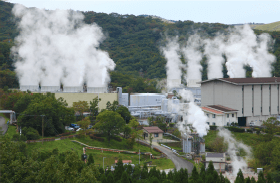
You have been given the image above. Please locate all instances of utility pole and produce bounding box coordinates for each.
[139,149,140,165]
[42,115,44,144]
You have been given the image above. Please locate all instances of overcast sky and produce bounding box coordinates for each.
[7,0,280,24]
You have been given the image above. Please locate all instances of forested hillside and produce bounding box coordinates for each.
[1,1,280,91]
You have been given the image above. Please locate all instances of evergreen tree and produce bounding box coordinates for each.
[100,174,107,183]
[167,170,174,181]
[245,177,251,183]
[235,169,245,183]
[132,165,141,181]
[266,173,273,183]
[190,166,199,182]
[121,171,130,183]
[107,172,114,183]
[149,176,160,183]
[257,171,265,183]
[251,177,256,183]
[161,171,167,181]
[87,153,94,166]
[114,158,124,182]
[200,163,206,182]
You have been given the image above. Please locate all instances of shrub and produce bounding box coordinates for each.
[112,136,122,142]
[169,123,175,128]
[225,127,245,133]
[12,134,27,141]
[246,129,253,133]
[275,132,280,135]
[89,134,105,142]
[210,125,217,130]
[22,127,40,140]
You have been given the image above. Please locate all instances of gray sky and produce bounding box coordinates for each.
[7,0,280,24]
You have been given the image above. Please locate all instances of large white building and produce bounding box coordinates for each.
[201,105,238,126]
[201,77,280,126]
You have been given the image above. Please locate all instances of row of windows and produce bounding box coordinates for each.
[206,113,235,118]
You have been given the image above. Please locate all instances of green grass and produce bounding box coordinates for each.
[254,21,280,31]
[86,149,174,170]
[76,136,161,156]
[5,125,17,138]
[25,137,174,170]
[26,138,84,155]
[161,142,182,151]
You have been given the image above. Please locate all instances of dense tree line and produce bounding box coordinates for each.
[0,135,274,183]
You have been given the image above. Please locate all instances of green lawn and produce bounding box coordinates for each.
[76,136,161,156]
[25,137,174,170]
[254,21,280,31]
[5,125,17,138]
[86,149,174,170]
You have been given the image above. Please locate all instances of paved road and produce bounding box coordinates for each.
[152,144,194,174]
[0,116,8,135]
[140,140,193,174]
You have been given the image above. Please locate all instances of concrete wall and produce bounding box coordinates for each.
[204,112,238,126]
[201,80,280,126]
[54,93,118,110]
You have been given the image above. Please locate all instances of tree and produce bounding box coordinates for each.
[128,117,139,129]
[95,111,125,142]
[106,101,119,112]
[87,153,94,166]
[234,169,244,183]
[73,100,89,121]
[89,97,101,122]
[123,126,132,139]
[116,105,131,124]
[77,117,91,131]
[120,171,130,183]
[263,117,280,140]
[114,158,124,182]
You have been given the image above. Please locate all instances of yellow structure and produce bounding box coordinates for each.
[54,93,118,110]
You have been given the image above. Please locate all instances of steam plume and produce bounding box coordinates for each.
[11,4,115,88]
[160,36,182,89]
[182,35,203,82]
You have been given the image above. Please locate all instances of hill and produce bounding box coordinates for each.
[254,21,280,32]
[1,1,280,91]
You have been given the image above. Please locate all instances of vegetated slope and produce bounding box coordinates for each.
[254,21,280,32]
[2,1,280,89]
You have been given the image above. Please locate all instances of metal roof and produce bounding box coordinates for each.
[143,126,164,133]
[207,105,238,112]
[201,107,223,114]
[206,153,224,158]
[200,77,280,85]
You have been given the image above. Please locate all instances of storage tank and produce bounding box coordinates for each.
[200,142,205,153]
[20,85,39,92]
[161,99,168,112]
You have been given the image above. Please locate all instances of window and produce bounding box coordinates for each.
[212,122,216,126]
[206,122,210,125]
[212,114,216,118]
[227,114,229,118]
[154,133,159,137]
[145,133,148,137]
[232,114,234,117]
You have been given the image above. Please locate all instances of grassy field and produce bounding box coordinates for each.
[254,21,280,31]
[161,142,182,151]
[86,149,174,170]
[76,136,161,156]
[5,125,17,138]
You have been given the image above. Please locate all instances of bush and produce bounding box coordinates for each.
[275,132,280,135]
[225,127,245,133]
[22,127,40,140]
[169,123,175,128]
[246,129,253,133]
[210,125,217,130]
[12,134,27,141]
[112,136,122,142]
[89,134,105,142]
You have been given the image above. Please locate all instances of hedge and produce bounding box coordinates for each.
[225,127,245,133]
[210,125,217,130]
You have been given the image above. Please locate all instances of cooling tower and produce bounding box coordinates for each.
[63,86,83,92]
[41,86,60,92]
[87,87,107,93]
[20,85,39,92]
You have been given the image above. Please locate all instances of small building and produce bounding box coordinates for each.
[143,126,164,140]
[205,153,226,173]
[201,105,238,126]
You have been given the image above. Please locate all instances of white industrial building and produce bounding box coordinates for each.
[201,105,238,126]
[201,77,280,126]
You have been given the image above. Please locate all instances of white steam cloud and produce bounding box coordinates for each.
[160,36,182,89]
[218,128,252,176]
[182,35,203,82]
[12,4,115,88]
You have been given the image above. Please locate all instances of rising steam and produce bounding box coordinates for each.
[12,4,115,88]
